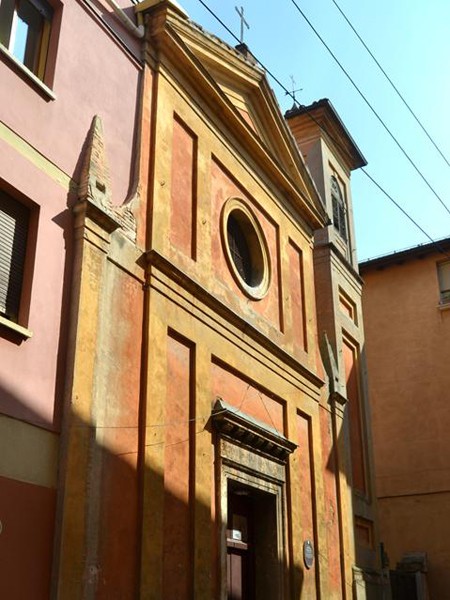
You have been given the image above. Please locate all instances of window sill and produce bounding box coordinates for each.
[0,44,56,101]
[438,302,450,312]
[0,315,33,339]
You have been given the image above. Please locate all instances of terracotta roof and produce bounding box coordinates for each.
[359,236,450,271]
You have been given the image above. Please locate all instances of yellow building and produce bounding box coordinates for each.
[51,1,385,597]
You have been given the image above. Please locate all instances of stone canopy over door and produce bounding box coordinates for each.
[212,398,297,600]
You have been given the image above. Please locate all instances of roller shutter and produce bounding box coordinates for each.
[0,191,29,322]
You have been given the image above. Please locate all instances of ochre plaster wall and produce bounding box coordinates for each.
[363,253,450,597]
[288,108,380,577]
[150,71,320,375]
[170,116,196,258]
[94,262,143,598]
[138,28,354,596]
[343,338,366,495]
[162,333,192,599]
[142,283,340,598]
[210,158,282,331]
[288,240,308,352]
[57,211,145,598]
[319,404,344,596]
[211,362,284,433]
[379,493,450,598]
[296,412,318,596]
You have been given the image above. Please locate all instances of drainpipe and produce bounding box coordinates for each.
[104,0,144,38]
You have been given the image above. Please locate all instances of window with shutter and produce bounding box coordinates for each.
[0,191,30,322]
[437,261,450,304]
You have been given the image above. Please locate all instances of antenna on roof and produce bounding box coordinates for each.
[235,6,249,43]
[286,75,303,108]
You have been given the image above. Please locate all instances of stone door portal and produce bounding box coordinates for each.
[212,398,297,600]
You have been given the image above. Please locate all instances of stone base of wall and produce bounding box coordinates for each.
[353,566,391,600]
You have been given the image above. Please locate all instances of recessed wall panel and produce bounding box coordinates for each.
[163,333,194,599]
[170,116,197,259]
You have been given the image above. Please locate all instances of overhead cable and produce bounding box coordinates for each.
[330,0,450,169]
[193,0,450,259]
[288,0,450,217]
[361,168,450,258]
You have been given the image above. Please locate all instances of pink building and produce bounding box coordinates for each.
[0,1,140,596]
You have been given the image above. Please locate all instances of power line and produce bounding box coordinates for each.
[196,0,241,44]
[298,105,450,262]
[192,0,450,259]
[329,0,450,169]
[287,0,450,217]
[361,168,450,259]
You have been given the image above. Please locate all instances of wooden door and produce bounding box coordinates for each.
[226,491,254,600]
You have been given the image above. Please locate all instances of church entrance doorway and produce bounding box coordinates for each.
[226,481,279,600]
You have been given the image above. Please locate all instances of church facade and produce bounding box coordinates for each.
[0,0,385,597]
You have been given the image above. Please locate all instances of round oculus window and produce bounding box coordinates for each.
[221,198,270,300]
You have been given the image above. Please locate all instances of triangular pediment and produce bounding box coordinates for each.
[170,19,319,192]
[201,59,289,160]
[138,2,326,228]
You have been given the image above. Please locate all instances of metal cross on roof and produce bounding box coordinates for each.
[235,6,249,43]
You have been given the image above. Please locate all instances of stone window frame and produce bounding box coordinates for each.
[437,260,450,306]
[221,197,271,300]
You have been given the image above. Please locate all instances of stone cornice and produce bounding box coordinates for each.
[73,197,121,235]
[286,99,367,173]
[212,398,297,463]
[330,391,348,407]
[315,241,364,286]
[146,249,326,391]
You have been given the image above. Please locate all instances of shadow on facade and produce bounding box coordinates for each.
[0,386,307,599]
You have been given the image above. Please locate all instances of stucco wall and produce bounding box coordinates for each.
[0,3,141,597]
[363,252,450,598]
[0,0,140,430]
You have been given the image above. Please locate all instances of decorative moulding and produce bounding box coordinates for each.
[212,397,297,463]
[146,248,326,390]
[0,44,56,100]
[135,0,188,20]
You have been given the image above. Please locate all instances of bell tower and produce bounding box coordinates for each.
[287,100,388,596]
[286,99,366,270]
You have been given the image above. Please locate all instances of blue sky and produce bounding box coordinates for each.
[177,0,450,261]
